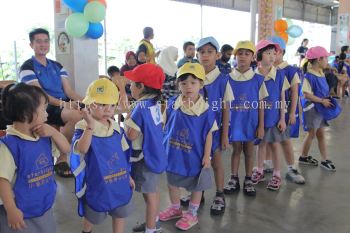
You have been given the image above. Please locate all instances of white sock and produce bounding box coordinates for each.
[145,228,156,233]
[287,165,295,171]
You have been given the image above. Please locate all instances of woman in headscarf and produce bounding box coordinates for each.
[158,46,179,100]
[120,51,138,76]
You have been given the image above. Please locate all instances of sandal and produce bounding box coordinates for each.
[54,162,74,178]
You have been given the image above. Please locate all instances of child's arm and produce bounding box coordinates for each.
[277,90,287,132]
[304,93,333,107]
[76,108,95,154]
[257,100,265,139]
[202,129,213,168]
[221,103,230,150]
[289,83,299,125]
[125,127,140,141]
[0,178,26,231]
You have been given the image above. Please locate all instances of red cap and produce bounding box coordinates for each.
[124,64,165,89]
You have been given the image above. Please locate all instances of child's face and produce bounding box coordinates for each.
[275,49,284,64]
[318,57,328,69]
[185,45,195,58]
[178,75,202,100]
[32,97,48,126]
[127,55,137,67]
[198,44,220,71]
[138,52,147,63]
[236,49,254,70]
[90,103,116,121]
[110,72,121,84]
[130,81,144,100]
[261,48,276,67]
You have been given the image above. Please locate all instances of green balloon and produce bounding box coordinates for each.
[287,36,296,45]
[84,1,106,23]
[65,13,89,37]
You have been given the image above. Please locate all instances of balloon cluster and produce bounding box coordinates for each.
[63,0,107,39]
[274,19,303,45]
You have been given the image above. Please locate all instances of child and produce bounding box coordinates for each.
[224,41,267,196]
[269,36,305,184]
[299,46,339,171]
[251,40,290,191]
[123,64,167,233]
[70,78,134,233]
[0,83,70,233]
[160,63,217,230]
[195,36,234,215]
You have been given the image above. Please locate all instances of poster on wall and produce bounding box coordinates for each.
[56,31,71,55]
[339,14,349,46]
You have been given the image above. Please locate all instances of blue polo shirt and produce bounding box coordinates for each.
[216,60,232,75]
[19,56,68,100]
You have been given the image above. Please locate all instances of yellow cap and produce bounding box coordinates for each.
[177,63,205,81]
[233,41,256,55]
[83,78,119,105]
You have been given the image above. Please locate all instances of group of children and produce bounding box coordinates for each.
[0,35,343,233]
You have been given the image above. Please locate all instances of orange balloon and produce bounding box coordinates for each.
[278,31,289,43]
[274,19,288,32]
[88,0,107,8]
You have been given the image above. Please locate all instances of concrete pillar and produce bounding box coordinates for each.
[258,0,284,41]
[336,0,350,53]
[53,0,99,96]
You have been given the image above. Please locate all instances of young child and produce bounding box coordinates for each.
[0,83,70,233]
[70,78,134,233]
[251,40,290,191]
[123,64,167,233]
[194,36,234,215]
[224,41,267,196]
[159,63,217,230]
[299,46,340,171]
[268,36,305,184]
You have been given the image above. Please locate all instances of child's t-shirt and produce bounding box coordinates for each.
[0,126,60,205]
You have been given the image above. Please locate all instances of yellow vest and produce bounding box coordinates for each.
[139,39,156,64]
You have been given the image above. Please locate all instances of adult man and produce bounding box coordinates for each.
[138,27,157,64]
[177,41,199,68]
[19,28,82,177]
[216,44,233,75]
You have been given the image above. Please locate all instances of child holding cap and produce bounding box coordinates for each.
[123,64,167,233]
[159,62,217,230]
[299,46,340,171]
[70,78,134,233]
[224,40,267,196]
[251,39,290,191]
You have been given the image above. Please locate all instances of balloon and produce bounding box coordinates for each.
[84,2,106,23]
[268,35,286,50]
[286,18,293,28]
[63,0,87,12]
[287,25,303,38]
[86,22,104,39]
[278,31,289,43]
[65,13,89,37]
[274,19,288,32]
[88,0,107,8]
[287,36,296,45]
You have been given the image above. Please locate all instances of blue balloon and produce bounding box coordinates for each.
[287,25,303,38]
[268,35,286,50]
[63,0,87,12]
[86,23,104,39]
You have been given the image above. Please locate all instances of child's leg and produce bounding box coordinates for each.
[281,139,295,167]
[211,150,224,193]
[159,185,182,221]
[252,142,266,184]
[270,142,282,177]
[168,184,181,205]
[243,142,254,177]
[112,217,124,233]
[301,129,316,157]
[231,142,243,176]
[83,218,94,233]
[143,192,159,230]
[189,191,202,215]
[316,128,328,161]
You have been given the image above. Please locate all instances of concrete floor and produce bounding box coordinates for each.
[55,99,350,233]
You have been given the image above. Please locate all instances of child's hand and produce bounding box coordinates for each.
[32,124,56,137]
[256,126,265,139]
[7,207,26,231]
[288,113,296,125]
[221,135,230,150]
[129,177,135,191]
[81,108,95,129]
[202,156,211,168]
[277,120,287,132]
[321,98,333,108]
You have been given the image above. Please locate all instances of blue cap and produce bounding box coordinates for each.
[268,35,286,50]
[314,98,342,121]
[197,36,220,51]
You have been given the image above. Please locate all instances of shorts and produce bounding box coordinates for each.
[131,160,160,193]
[167,168,212,192]
[263,126,290,143]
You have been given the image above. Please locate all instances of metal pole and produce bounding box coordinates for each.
[250,0,258,43]
[200,0,203,38]
[14,41,19,81]
[104,18,107,74]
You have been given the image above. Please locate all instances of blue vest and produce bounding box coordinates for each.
[70,129,132,215]
[264,69,285,128]
[228,74,264,142]
[130,98,167,173]
[282,65,302,137]
[0,135,56,219]
[164,97,216,176]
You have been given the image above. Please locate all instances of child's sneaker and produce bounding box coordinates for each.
[243,179,256,196]
[298,155,318,166]
[320,160,336,172]
[210,195,225,215]
[251,170,265,184]
[175,212,198,231]
[286,169,305,184]
[223,176,240,194]
[133,221,162,232]
[267,176,282,191]
[159,206,182,221]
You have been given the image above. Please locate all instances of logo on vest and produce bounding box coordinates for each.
[170,128,193,153]
[26,153,53,188]
[36,153,49,169]
[104,153,127,184]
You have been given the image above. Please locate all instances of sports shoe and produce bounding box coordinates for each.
[251,170,265,184]
[243,179,256,196]
[320,160,336,172]
[180,191,205,207]
[159,206,182,221]
[175,212,198,231]
[267,176,282,191]
[286,169,305,184]
[224,176,240,194]
[133,221,162,232]
[298,156,318,166]
[210,195,226,215]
